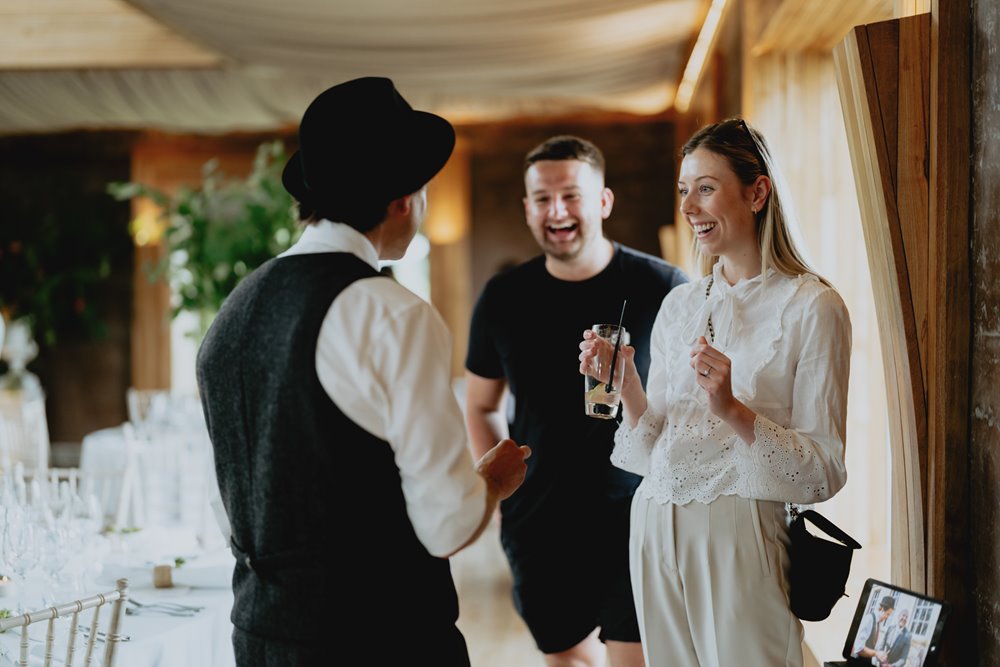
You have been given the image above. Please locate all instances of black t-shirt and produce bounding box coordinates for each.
[466,243,688,537]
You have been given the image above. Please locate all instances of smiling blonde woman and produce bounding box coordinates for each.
[579,118,852,667]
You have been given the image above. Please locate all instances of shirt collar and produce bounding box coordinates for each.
[280,219,379,270]
[711,261,774,293]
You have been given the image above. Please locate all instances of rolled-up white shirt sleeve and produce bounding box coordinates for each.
[851,612,874,657]
[317,279,486,557]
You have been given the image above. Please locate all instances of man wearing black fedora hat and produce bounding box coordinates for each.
[197,77,530,666]
[851,594,896,660]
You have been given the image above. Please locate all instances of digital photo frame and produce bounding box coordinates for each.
[839,578,950,667]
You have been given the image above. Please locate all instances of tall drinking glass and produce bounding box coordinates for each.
[584,324,628,419]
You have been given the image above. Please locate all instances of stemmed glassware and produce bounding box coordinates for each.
[0,467,111,616]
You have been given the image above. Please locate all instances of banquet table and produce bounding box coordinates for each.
[0,409,239,666]
[79,424,219,539]
[0,547,237,667]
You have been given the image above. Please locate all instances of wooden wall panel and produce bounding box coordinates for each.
[427,138,473,378]
[741,11,894,656]
[969,1,1000,662]
[867,21,900,194]
[834,16,930,591]
[128,133,279,390]
[895,0,931,16]
[895,17,930,393]
[129,241,171,391]
[836,6,975,663]
[926,1,973,662]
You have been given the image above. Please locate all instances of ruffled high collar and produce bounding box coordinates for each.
[681,264,775,349]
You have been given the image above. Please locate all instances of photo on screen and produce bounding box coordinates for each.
[842,578,950,667]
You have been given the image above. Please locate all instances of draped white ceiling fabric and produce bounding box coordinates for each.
[0,0,702,134]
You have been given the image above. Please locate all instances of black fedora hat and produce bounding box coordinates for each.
[282,77,455,221]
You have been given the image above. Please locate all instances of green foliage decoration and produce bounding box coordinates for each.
[0,176,129,347]
[108,141,300,337]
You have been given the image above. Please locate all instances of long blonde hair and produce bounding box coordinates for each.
[681,118,827,285]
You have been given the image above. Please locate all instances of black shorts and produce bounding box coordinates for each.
[235,623,471,666]
[500,496,641,654]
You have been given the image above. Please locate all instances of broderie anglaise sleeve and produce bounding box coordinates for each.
[611,298,671,477]
[734,286,852,504]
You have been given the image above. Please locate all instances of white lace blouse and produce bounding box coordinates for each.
[612,262,852,506]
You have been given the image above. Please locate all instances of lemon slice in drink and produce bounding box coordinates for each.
[586,384,609,402]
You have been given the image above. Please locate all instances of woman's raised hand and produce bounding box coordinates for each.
[689,335,756,442]
[689,335,735,412]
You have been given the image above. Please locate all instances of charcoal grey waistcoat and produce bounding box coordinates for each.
[197,252,468,662]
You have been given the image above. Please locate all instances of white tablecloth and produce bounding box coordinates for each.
[79,425,221,547]
[0,549,236,667]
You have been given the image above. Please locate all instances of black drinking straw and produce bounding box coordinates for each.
[605,300,627,392]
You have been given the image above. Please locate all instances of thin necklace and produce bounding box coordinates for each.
[705,276,715,343]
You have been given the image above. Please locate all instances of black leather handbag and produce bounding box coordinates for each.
[787,507,862,621]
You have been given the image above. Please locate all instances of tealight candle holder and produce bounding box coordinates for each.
[0,574,16,598]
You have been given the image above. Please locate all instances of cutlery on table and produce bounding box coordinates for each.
[125,606,198,617]
[128,598,205,612]
[80,628,131,643]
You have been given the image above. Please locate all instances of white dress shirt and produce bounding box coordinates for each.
[612,262,852,506]
[280,220,486,557]
[851,611,879,658]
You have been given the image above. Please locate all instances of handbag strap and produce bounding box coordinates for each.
[795,509,862,550]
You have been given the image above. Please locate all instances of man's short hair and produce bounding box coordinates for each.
[524,135,605,176]
[297,199,389,230]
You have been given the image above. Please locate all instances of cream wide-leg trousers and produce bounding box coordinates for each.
[630,492,803,667]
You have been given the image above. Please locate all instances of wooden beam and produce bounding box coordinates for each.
[927,0,973,664]
[130,241,171,391]
[0,0,222,70]
[895,15,930,443]
[754,0,894,55]
[833,17,929,591]
[426,137,473,378]
[739,0,783,129]
[895,0,931,17]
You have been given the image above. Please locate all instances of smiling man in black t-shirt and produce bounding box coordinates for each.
[465,135,687,667]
